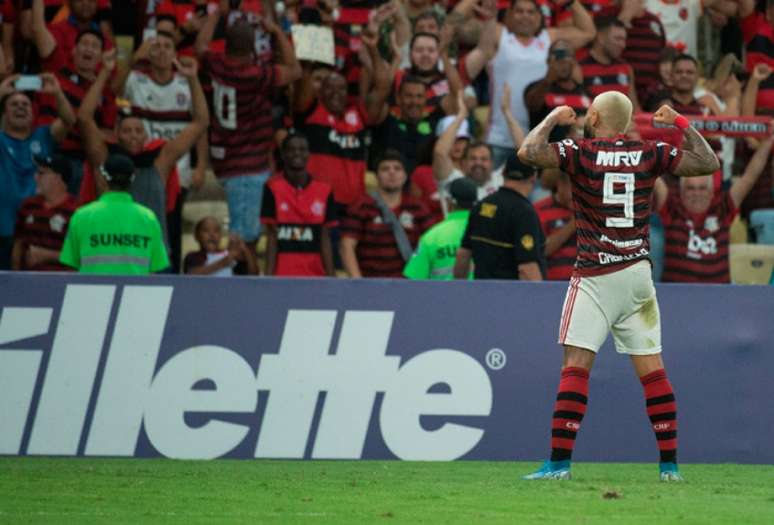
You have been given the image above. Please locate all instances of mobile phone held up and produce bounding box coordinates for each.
[15,75,42,91]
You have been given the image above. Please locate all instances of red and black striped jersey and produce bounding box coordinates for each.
[297,101,368,206]
[201,51,276,178]
[14,194,78,272]
[741,10,774,111]
[660,191,736,283]
[535,195,576,280]
[261,174,337,277]
[579,54,633,98]
[340,194,433,278]
[594,8,666,104]
[550,137,683,277]
[36,65,117,160]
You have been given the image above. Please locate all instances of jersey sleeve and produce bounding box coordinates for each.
[402,237,431,280]
[549,138,580,175]
[511,209,543,265]
[260,184,277,225]
[58,215,80,269]
[654,141,683,175]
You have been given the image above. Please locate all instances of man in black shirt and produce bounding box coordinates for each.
[453,154,545,280]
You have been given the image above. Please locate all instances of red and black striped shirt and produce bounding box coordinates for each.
[601,8,667,104]
[297,101,368,206]
[535,195,576,280]
[36,64,117,160]
[579,54,633,98]
[660,191,736,283]
[201,51,276,178]
[341,194,432,277]
[741,10,774,111]
[14,194,78,271]
[261,174,337,277]
[550,137,683,277]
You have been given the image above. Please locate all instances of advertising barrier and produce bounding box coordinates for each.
[1,273,773,463]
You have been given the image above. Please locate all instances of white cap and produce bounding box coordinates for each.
[435,115,471,140]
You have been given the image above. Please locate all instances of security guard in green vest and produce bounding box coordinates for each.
[403,177,478,280]
[60,154,169,275]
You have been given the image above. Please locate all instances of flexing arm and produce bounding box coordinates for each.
[730,132,774,208]
[742,64,771,117]
[433,92,468,182]
[653,105,720,176]
[78,51,114,194]
[31,0,57,60]
[156,57,210,180]
[517,106,576,168]
[547,1,596,50]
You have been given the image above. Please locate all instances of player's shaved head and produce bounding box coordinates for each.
[585,91,633,137]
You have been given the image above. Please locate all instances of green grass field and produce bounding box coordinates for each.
[1,458,773,524]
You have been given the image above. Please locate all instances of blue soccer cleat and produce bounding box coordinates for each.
[659,462,684,482]
[523,460,572,480]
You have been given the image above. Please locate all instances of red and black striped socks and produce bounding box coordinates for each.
[640,369,678,464]
[550,367,589,462]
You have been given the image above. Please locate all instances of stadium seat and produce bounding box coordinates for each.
[182,200,229,228]
[729,215,748,244]
[729,243,774,285]
[750,209,774,245]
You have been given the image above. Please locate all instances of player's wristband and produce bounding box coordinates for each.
[674,115,690,130]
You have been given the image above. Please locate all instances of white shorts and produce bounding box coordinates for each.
[558,260,662,355]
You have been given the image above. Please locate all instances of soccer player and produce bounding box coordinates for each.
[517,91,719,481]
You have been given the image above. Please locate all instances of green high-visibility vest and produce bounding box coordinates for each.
[404,210,471,280]
[60,192,169,275]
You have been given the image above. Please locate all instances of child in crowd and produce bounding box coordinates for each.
[183,216,258,276]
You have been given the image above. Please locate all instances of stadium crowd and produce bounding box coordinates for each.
[1,0,773,282]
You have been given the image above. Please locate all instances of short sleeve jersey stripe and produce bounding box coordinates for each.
[550,137,683,277]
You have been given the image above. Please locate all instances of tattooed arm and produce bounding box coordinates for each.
[653,105,720,177]
[517,105,577,168]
